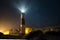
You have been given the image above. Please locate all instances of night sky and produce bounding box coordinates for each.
[0,0,60,30]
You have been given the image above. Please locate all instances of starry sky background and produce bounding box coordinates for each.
[0,0,60,31]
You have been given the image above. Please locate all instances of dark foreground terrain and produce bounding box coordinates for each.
[0,30,60,40]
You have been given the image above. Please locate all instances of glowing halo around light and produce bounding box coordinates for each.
[18,6,28,13]
[20,8,26,13]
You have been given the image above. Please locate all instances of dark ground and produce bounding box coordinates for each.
[0,30,60,40]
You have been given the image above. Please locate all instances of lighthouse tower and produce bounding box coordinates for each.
[20,13,25,35]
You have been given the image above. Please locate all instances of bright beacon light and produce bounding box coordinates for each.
[18,6,28,13]
[20,8,25,13]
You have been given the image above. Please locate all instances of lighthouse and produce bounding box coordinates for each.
[20,12,25,35]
